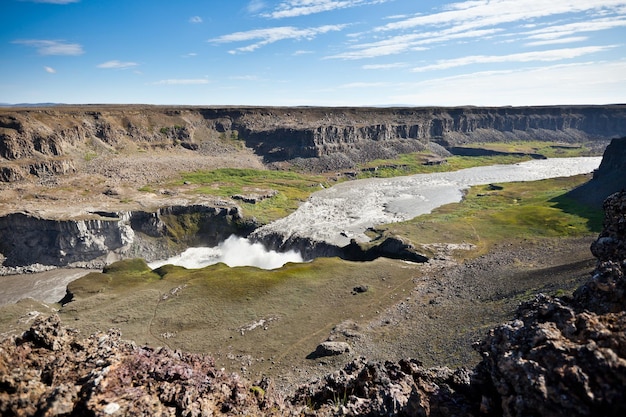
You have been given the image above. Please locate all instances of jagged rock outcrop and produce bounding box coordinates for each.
[0,315,282,417]
[0,204,247,274]
[1,105,624,181]
[568,136,626,207]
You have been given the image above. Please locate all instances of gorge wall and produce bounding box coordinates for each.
[0,204,247,274]
[1,105,625,179]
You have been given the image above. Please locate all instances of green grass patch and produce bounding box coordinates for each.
[176,168,328,223]
[377,174,602,257]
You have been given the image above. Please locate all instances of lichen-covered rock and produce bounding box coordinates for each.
[0,315,284,416]
[293,357,475,416]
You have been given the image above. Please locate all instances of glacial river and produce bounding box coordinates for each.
[0,157,602,305]
[253,157,602,247]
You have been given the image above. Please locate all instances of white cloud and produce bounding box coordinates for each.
[209,24,347,53]
[247,0,267,13]
[411,45,617,72]
[376,0,626,33]
[362,62,407,69]
[189,16,203,24]
[390,60,626,106]
[13,39,84,55]
[97,60,139,69]
[24,0,79,3]
[522,16,626,40]
[263,0,392,19]
[328,28,500,59]
[181,52,198,58]
[44,66,56,73]
[293,49,314,55]
[153,79,209,85]
[524,36,588,47]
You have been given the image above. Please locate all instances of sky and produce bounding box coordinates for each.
[1,0,625,106]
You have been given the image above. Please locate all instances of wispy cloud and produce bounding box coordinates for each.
[209,24,347,53]
[328,28,501,59]
[23,0,79,4]
[97,60,139,69]
[153,79,209,85]
[44,66,56,73]
[327,0,626,60]
[263,0,391,19]
[376,0,626,33]
[13,39,84,55]
[181,52,198,58]
[247,0,266,14]
[522,16,626,42]
[189,16,203,24]
[412,45,617,72]
[362,62,407,69]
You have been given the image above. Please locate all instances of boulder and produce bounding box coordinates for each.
[311,341,352,358]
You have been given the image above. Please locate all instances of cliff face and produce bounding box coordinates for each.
[0,204,245,274]
[1,105,625,180]
[567,136,626,207]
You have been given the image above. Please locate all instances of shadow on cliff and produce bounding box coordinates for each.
[559,136,626,218]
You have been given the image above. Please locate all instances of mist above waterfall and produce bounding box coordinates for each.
[148,235,304,270]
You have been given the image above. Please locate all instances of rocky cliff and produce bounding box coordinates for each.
[0,204,246,274]
[568,136,626,207]
[1,105,624,180]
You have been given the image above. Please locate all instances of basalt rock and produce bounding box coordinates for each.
[1,105,624,181]
[0,204,247,274]
[568,137,626,207]
[0,315,282,417]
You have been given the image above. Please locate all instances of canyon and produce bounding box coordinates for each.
[1,105,626,415]
[1,104,625,272]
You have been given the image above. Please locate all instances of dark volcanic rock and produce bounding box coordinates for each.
[0,315,281,416]
[568,137,626,207]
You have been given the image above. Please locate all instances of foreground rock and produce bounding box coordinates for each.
[0,315,283,416]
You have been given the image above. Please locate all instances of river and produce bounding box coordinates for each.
[253,157,602,247]
[0,157,601,305]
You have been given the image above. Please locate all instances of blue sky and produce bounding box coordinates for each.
[1,0,625,106]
